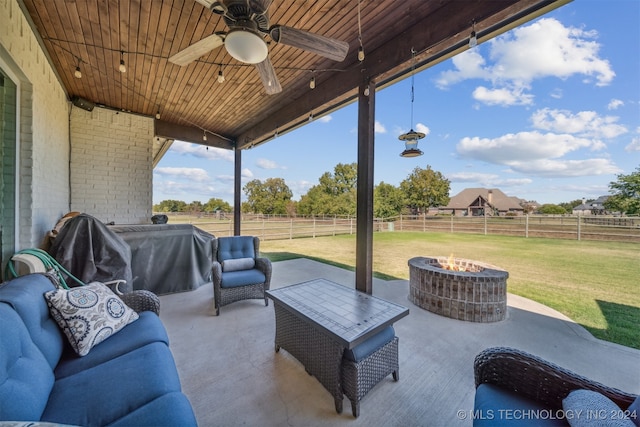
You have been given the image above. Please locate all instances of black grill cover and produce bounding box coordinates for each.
[48,214,133,292]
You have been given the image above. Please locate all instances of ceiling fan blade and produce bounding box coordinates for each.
[254,57,282,95]
[249,0,272,15]
[169,34,224,66]
[270,25,349,62]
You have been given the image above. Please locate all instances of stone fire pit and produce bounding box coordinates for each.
[408,256,508,322]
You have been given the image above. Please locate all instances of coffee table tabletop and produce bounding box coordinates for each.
[266,278,409,349]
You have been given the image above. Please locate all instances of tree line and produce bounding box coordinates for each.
[153,164,640,217]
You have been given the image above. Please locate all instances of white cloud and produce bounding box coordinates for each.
[506,158,622,177]
[317,115,332,123]
[457,131,602,163]
[154,167,210,182]
[415,123,431,136]
[448,171,531,187]
[256,158,285,169]
[375,121,387,133]
[436,18,615,106]
[169,140,234,161]
[607,99,624,110]
[241,168,253,178]
[625,137,640,152]
[531,108,627,139]
[472,86,534,106]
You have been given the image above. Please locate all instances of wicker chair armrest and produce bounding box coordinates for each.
[212,261,223,287]
[255,257,272,290]
[474,347,637,411]
[118,290,160,315]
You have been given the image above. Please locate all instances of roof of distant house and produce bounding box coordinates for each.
[445,188,524,211]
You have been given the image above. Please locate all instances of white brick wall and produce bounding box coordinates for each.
[70,107,153,224]
[1,0,70,249]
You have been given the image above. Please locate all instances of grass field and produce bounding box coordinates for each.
[259,232,640,349]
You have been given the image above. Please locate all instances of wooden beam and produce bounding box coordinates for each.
[355,79,375,295]
[154,119,235,149]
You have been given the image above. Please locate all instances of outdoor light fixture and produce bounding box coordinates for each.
[357,0,365,61]
[119,51,126,73]
[469,21,478,48]
[217,68,225,83]
[224,28,268,64]
[203,130,207,141]
[155,110,161,120]
[73,56,82,79]
[309,75,316,89]
[399,48,424,157]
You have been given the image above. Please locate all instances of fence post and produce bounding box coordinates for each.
[400,214,403,231]
[450,215,454,233]
[577,216,581,241]
[525,214,529,238]
[484,212,487,235]
[423,213,426,232]
[333,216,336,236]
[313,217,316,238]
[290,218,293,240]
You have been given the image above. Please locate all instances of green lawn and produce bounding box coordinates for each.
[261,232,640,349]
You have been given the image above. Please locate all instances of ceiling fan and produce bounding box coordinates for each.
[169,0,350,95]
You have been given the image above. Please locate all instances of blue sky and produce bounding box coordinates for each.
[154,0,640,206]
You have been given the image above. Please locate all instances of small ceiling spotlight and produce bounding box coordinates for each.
[74,57,82,79]
[119,51,127,73]
[203,130,207,141]
[155,110,161,120]
[309,75,316,89]
[469,21,478,48]
[217,67,225,84]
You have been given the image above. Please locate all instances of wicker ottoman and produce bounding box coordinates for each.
[341,326,399,417]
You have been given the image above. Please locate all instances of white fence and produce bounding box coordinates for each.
[161,213,640,243]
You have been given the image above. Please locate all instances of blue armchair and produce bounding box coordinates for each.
[211,236,272,316]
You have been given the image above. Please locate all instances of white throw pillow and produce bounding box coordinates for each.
[222,257,255,272]
[45,282,138,356]
[562,389,635,427]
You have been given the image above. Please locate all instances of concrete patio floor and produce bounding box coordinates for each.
[159,258,640,427]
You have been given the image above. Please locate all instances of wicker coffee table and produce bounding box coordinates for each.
[266,279,409,415]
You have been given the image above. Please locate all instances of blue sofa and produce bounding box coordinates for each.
[0,273,197,426]
[473,347,639,427]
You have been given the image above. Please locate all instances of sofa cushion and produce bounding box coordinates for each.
[220,269,266,288]
[108,392,197,427]
[45,282,139,356]
[222,257,255,272]
[217,236,255,262]
[562,389,635,427]
[0,303,55,421]
[344,326,395,362]
[55,311,169,379]
[473,383,568,426]
[42,342,183,426]
[0,274,64,369]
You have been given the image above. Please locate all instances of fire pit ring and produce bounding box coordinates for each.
[408,256,508,322]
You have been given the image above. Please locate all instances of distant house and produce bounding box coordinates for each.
[441,188,524,216]
[572,196,609,215]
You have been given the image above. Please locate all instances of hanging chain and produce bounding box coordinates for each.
[410,48,416,130]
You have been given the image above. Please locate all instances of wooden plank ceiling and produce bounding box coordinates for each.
[20,0,568,150]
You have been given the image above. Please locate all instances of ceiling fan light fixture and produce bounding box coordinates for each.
[225,29,268,64]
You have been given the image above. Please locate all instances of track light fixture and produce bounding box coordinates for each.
[119,51,126,73]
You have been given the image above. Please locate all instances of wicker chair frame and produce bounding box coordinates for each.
[474,347,638,411]
[211,237,272,316]
[341,336,399,417]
